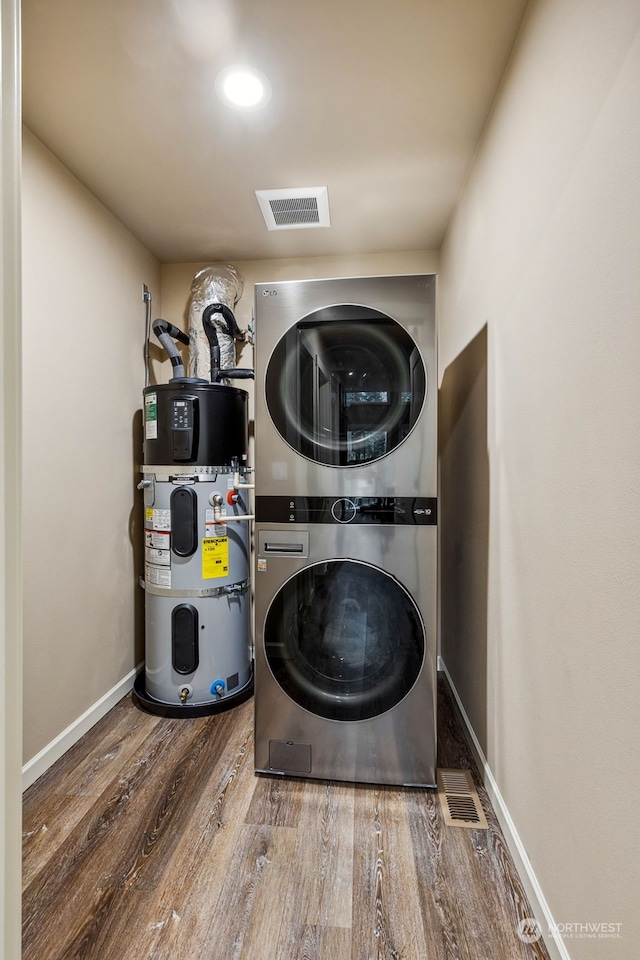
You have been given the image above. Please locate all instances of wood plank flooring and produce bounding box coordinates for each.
[23,677,551,960]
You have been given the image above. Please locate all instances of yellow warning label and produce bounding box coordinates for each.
[202,537,229,579]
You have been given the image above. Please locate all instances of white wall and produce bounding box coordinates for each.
[21,128,160,767]
[1,0,23,952]
[439,2,640,958]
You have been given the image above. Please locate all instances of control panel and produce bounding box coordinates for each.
[171,397,198,460]
[255,495,437,525]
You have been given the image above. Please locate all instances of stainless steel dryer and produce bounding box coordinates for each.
[255,274,436,498]
[254,274,437,787]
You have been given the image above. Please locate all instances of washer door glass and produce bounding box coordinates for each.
[265,305,426,466]
[264,559,425,721]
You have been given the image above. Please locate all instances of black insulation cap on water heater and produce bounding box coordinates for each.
[143,380,248,466]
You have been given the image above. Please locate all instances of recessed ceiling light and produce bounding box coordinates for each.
[215,65,271,110]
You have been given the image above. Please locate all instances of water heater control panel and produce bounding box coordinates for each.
[171,397,197,460]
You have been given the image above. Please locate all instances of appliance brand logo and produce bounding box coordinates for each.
[261,289,278,296]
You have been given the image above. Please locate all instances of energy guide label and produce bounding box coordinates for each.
[202,537,229,579]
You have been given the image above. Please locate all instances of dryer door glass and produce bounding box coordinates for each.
[265,305,426,466]
[264,559,425,721]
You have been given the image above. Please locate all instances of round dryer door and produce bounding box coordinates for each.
[263,559,425,721]
[265,304,426,466]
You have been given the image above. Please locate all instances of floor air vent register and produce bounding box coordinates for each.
[437,769,488,829]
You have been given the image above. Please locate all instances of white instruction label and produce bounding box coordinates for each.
[145,546,170,567]
[144,392,158,440]
[144,522,170,571]
[145,529,170,551]
[145,563,171,588]
[145,508,170,531]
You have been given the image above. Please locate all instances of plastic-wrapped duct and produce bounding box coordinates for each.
[188,264,244,380]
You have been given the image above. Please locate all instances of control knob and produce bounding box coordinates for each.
[331,498,357,523]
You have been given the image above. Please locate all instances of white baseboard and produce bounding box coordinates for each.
[22,665,142,792]
[437,656,571,960]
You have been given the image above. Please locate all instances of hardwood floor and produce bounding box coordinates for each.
[23,677,551,960]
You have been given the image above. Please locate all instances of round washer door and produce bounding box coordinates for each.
[265,304,426,466]
[263,559,425,722]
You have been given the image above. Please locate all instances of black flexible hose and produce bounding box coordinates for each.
[201,303,245,341]
[201,311,222,381]
[216,368,254,381]
[152,318,189,345]
[202,304,254,381]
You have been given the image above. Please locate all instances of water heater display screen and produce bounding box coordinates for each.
[172,400,193,428]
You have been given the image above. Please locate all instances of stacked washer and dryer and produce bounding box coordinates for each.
[253,275,437,787]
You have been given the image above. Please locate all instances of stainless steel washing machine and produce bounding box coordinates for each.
[253,274,437,786]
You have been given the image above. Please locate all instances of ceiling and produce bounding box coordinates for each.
[22,0,529,264]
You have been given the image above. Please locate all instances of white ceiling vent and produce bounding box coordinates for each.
[255,187,330,230]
